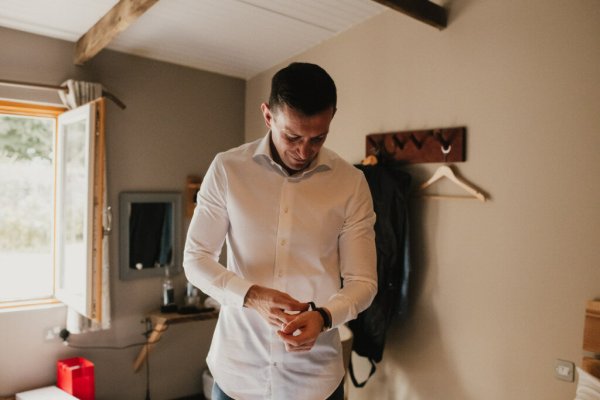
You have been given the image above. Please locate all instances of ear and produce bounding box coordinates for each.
[260,102,273,128]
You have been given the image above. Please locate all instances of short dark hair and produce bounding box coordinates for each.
[269,62,337,116]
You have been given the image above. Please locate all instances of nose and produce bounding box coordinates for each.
[297,142,312,159]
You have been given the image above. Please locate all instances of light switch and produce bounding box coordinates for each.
[555,359,575,382]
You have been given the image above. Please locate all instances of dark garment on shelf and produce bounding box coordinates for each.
[350,163,412,386]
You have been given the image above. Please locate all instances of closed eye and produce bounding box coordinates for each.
[285,135,301,143]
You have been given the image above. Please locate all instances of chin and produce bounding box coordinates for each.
[286,160,305,170]
[291,163,307,171]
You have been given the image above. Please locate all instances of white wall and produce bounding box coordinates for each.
[0,27,245,399]
[245,1,600,399]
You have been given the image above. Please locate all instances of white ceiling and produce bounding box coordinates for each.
[0,0,386,79]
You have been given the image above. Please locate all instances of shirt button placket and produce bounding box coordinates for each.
[274,180,291,290]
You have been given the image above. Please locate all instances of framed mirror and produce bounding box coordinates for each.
[119,192,182,280]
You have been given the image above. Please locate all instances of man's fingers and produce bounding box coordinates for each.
[273,297,309,312]
[286,301,310,312]
[268,316,282,327]
[282,339,316,352]
[272,308,297,325]
[277,329,311,347]
[269,290,308,311]
[280,319,299,335]
[246,286,314,330]
[280,311,315,334]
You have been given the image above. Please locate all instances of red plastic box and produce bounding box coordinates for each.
[57,357,95,400]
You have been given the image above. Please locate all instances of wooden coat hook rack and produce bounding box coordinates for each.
[366,127,466,164]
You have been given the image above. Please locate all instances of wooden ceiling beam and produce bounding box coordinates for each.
[74,0,159,65]
[372,0,447,29]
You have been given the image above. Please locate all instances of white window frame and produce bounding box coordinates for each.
[54,103,95,317]
[0,99,105,321]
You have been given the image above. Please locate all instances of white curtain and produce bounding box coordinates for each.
[61,80,111,334]
[58,79,103,110]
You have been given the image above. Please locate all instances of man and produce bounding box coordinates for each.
[183,62,376,400]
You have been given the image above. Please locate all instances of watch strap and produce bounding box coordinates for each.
[308,301,331,331]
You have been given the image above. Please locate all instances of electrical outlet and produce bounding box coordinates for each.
[44,326,62,341]
[555,359,575,382]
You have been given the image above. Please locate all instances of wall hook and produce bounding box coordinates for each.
[392,135,406,150]
[409,133,429,150]
[366,137,380,155]
[434,130,453,148]
[441,144,451,162]
[365,127,466,164]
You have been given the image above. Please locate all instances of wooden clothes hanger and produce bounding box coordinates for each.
[419,165,486,202]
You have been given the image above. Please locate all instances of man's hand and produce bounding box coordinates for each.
[276,310,328,352]
[244,285,309,328]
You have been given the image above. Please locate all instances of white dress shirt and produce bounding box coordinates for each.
[183,133,377,400]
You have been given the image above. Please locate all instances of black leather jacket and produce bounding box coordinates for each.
[350,163,412,365]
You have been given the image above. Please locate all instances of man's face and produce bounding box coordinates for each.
[261,103,335,173]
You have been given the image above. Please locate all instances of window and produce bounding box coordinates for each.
[0,103,58,303]
[0,99,106,320]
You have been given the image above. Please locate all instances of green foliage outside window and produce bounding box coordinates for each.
[0,114,54,251]
[0,115,53,161]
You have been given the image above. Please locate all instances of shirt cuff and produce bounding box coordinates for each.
[224,275,254,308]
[323,296,354,329]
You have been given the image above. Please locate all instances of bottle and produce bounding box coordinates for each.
[162,266,175,307]
[185,281,200,307]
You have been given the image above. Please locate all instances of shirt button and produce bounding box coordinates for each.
[280,239,286,246]
[283,207,289,213]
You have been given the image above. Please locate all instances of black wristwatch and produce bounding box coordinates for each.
[308,301,332,331]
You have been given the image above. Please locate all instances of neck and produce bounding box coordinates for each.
[269,135,300,175]
[269,136,298,175]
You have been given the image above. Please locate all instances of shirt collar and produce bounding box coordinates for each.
[252,131,333,177]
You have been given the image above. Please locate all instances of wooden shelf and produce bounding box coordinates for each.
[185,175,203,218]
[133,309,218,372]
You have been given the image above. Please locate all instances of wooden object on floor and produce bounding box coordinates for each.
[133,309,218,372]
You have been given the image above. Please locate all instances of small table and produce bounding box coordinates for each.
[133,309,219,372]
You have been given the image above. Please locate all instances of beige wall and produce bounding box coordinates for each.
[245,1,600,399]
[0,27,245,399]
